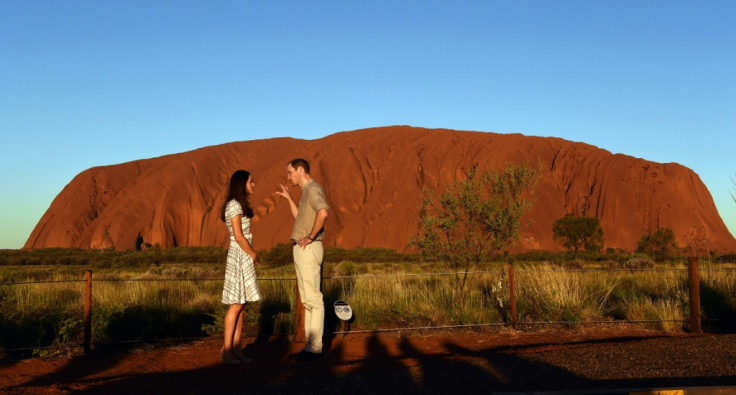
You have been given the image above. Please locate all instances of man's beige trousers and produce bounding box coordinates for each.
[293,242,324,353]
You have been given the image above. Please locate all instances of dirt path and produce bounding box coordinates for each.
[2,328,736,394]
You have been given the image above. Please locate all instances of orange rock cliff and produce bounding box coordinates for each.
[25,126,736,253]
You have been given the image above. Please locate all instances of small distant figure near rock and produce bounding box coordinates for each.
[276,158,329,362]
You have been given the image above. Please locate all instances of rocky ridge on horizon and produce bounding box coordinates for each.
[25,126,736,254]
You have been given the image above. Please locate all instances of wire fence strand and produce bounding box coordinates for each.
[3,263,734,353]
[10,266,736,286]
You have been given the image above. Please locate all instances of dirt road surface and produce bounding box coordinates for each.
[2,328,736,394]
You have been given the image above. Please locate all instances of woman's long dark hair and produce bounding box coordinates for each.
[220,170,254,222]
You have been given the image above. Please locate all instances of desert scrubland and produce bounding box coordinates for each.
[2,247,735,358]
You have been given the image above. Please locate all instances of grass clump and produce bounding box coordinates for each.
[622,297,684,332]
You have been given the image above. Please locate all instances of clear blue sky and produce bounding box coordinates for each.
[1,1,734,249]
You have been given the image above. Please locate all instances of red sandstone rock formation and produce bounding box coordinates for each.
[25,126,736,253]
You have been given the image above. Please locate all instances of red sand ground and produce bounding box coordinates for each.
[2,328,736,394]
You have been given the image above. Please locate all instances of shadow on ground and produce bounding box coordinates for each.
[7,332,736,394]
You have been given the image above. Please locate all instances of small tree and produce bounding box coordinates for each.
[413,163,540,288]
[552,216,604,258]
[636,227,679,261]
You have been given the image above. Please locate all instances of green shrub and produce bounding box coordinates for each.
[258,243,293,267]
[324,247,419,263]
[552,216,605,258]
[335,260,360,276]
[609,256,655,270]
[561,259,585,270]
[636,228,680,261]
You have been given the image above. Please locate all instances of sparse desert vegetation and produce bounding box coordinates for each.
[2,247,736,358]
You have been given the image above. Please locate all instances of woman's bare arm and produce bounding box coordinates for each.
[231,215,258,264]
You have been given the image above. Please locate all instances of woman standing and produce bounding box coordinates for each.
[220,170,262,364]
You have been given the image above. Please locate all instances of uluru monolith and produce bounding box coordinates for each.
[25,126,736,254]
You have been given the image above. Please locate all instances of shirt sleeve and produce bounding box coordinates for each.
[307,185,329,212]
[225,200,243,220]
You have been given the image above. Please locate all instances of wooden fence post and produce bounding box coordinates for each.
[507,263,518,329]
[84,270,92,354]
[688,256,702,333]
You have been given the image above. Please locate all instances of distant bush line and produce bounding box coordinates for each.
[2,245,735,270]
[0,244,422,269]
[0,246,226,268]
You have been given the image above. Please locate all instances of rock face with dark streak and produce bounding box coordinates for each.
[25,126,736,253]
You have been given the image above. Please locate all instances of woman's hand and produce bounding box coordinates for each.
[232,215,259,264]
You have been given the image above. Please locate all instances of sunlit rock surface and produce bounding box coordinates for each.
[25,126,736,253]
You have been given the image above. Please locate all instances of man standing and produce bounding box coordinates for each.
[276,158,329,361]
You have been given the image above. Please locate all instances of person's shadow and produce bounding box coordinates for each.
[700,282,736,333]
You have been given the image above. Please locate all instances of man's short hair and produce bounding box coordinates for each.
[289,158,310,174]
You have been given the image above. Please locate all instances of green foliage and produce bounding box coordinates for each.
[0,246,227,268]
[256,245,420,267]
[334,260,370,277]
[414,163,540,287]
[636,227,680,261]
[552,216,605,258]
[324,247,419,263]
[0,298,81,358]
[608,256,655,270]
[56,316,83,344]
[716,253,736,263]
[258,243,293,266]
[0,245,419,270]
[94,304,212,342]
[201,304,227,335]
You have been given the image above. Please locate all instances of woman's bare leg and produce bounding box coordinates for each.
[232,306,250,361]
[223,304,244,362]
